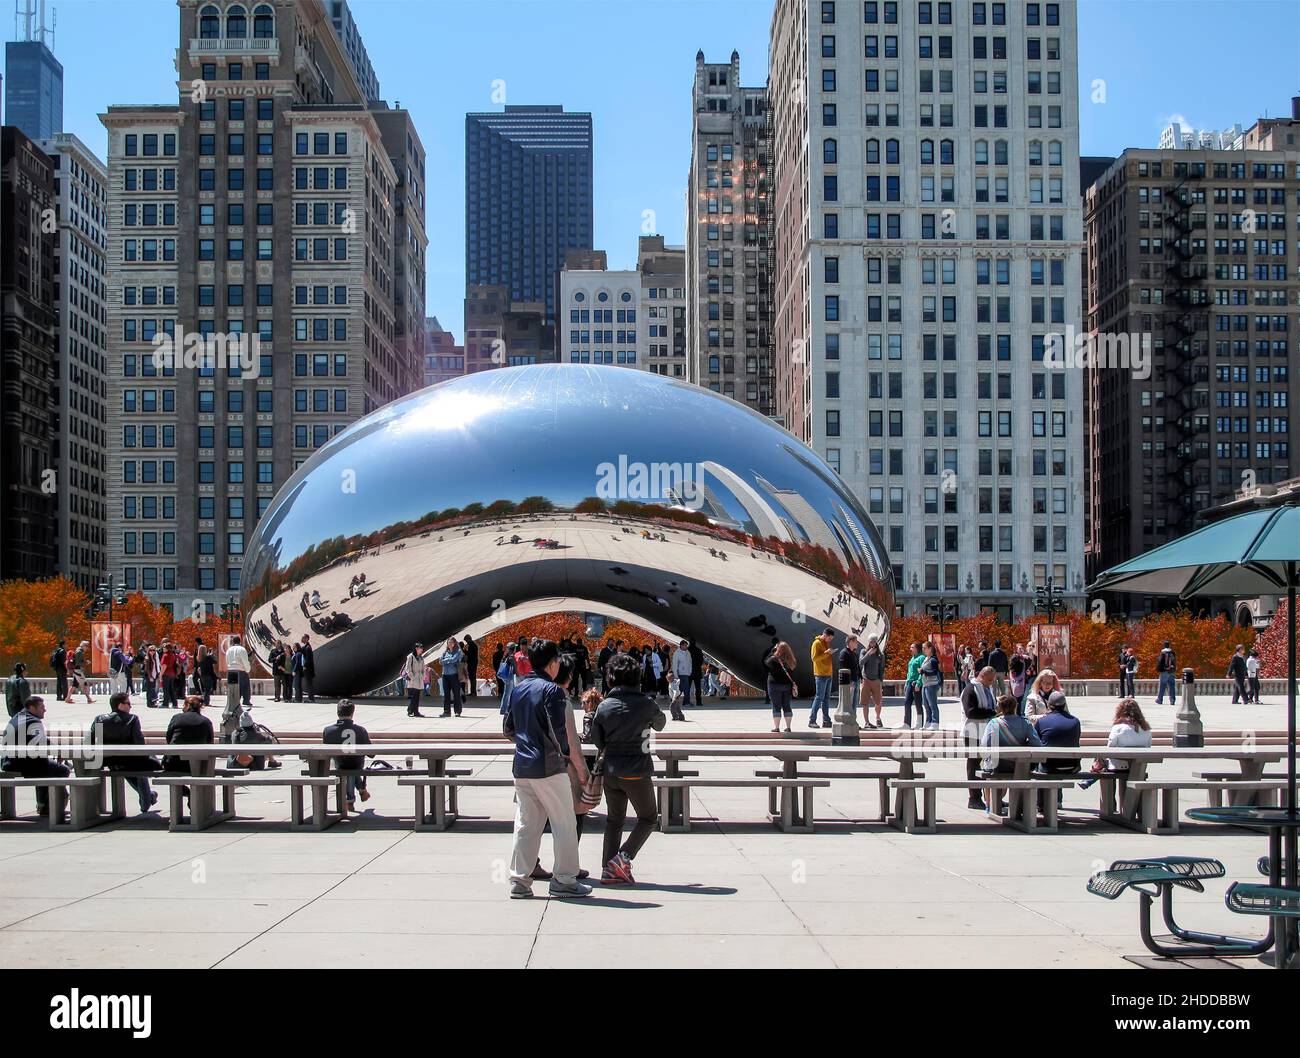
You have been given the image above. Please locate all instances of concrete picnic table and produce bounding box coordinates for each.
[867,745,1288,830]
[650,744,929,828]
[12,742,1286,833]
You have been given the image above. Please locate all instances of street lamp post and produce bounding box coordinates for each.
[1034,578,1063,624]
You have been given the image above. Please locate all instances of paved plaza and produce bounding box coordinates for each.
[1,690,1290,969]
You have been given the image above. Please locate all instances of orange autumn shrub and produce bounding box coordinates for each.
[0,577,92,676]
[1254,599,1291,679]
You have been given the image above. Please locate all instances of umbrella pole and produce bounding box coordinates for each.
[1290,564,1297,817]
[1287,563,1297,968]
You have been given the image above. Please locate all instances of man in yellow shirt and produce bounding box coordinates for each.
[808,628,835,728]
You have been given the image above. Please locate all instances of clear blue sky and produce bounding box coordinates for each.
[9,0,1299,339]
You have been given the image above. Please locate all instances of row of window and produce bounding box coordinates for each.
[568,331,636,345]
[820,102,1067,130]
[820,211,1067,240]
[568,309,636,323]
[119,351,348,378]
[123,168,175,191]
[828,447,1069,478]
[822,137,1065,165]
[823,68,1063,95]
[833,370,1068,402]
[828,33,1062,61]
[821,1,1061,27]
[827,408,1069,439]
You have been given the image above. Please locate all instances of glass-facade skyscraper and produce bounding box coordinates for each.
[4,40,63,141]
[465,106,593,329]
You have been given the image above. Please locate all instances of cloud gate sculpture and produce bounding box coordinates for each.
[241,365,893,696]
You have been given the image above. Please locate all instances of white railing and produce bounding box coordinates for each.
[189,37,279,56]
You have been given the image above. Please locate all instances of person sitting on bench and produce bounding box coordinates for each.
[162,695,214,808]
[90,691,159,814]
[323,699,372,812]
[1079,697,1151,789]
[1031,691,1080,806]
[1,695,70,821]
[979,694,1042,813]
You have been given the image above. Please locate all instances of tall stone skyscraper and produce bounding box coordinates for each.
[39,133,109,591]
[768,0,1085,620]
[685,51,774,417]
[100,0,424,614]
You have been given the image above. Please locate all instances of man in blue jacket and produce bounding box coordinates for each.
[504,639,590,900]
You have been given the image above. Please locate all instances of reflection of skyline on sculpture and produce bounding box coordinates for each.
[242,366,893,695]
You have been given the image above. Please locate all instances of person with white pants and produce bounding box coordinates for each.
[504,639,590,899]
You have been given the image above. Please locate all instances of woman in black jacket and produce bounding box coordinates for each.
[591,651,666,885]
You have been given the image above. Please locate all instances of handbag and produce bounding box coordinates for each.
[572,752,603,815]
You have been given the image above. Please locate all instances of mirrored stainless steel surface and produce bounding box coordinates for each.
[241,365,893,695]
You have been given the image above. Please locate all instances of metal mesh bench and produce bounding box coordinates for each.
[1258,856,1293,877]
[1086,856,1271,959]
[1225,882,1300,918]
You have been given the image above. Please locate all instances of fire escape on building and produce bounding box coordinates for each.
[1161,176,1210,538]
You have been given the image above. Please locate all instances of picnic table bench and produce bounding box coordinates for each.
[153,774,339,831]
[889,777,1079,834]
[0,774,103,830]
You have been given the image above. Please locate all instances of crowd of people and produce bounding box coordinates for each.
[490,636,732,724]
[396,634,481,717]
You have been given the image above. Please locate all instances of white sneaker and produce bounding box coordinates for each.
[548,879,593,898]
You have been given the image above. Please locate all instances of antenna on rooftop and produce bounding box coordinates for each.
[14,0,55,48]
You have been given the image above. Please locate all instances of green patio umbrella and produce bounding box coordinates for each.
[1088,503,1298,813]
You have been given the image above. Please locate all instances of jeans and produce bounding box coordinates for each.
[55,671,68,700]
[293,673,304,701]
[499,676,515,715]
[678,673,694,706]
[162,675,180,709]
[123,774,154,812]
[922,682,939,726]
[903,683,920,727]
[343,772,368,803]
[144,678,157,708]
[9,758,69,813]
[1231,677,1248,704]
[768,680,792,718]
[601,774,657,867]
[1156,671,1177,705]
[442,674,463,715]
[1120,671,1135,697]
[809,675,832,724]
[510,772,580,887]
[1248,676,1260,703]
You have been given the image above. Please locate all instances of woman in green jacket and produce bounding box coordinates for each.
[903,643,925,729]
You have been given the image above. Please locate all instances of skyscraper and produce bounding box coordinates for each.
[685,51,774,416]
[100,0,422,615]
[0,125,59,579]
[1084,105,1300,604]
[39,133,109,592]
[465,106,593,336]
[4,0,63,144]
[326,0,380,103]
[768,0,1085,620]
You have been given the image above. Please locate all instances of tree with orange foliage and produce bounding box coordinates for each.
[1254,598,1291,679]
[0,577,92,676]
